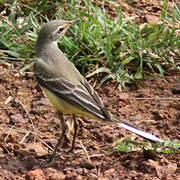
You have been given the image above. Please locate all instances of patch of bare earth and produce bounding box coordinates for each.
[0,62,179,179]
[0,0,179,179]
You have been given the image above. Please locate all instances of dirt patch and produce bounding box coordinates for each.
[0,62,179,179]
[0,0,179,178]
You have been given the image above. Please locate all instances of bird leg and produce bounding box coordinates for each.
[68,114,78,153]
[48,112,67,164]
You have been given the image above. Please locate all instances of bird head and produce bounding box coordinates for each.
[37,19,79,43]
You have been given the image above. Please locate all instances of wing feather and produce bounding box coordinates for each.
[35,72,110,120]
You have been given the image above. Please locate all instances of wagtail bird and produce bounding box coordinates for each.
[34,19,164,163]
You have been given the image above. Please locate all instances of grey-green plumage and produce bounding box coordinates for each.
[34,19,164,164]
[34,19,110,121]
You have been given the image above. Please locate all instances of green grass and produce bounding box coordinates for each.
[0,0,179,154]
[0,0,179,84]
[111,139,180,154]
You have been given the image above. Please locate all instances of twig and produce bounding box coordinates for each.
[89,153,105,158]
[172,0,180,15]
[105,97,180,100]
[124,97,180,100]
[19,131,31,144]
[97,156,105,177]
[4,125,37,135]
[15,97,36,138]
[4,125,15,144]
[79,140,91,163]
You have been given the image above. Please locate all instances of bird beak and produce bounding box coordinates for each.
[66,19,80,25]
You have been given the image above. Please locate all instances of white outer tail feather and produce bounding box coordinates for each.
[118,122,164,143]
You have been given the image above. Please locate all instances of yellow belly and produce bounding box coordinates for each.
[42,87,96,119]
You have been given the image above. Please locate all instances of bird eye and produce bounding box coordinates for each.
[57,27,64,34]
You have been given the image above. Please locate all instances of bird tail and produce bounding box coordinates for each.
[110,114,164,143]
[117,122,164,143]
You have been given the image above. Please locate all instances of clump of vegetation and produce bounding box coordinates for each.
[0,0,179,84]
[111,139,180,154]
[0,0,179,154]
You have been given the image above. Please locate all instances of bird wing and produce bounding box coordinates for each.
[34,64,110,120]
